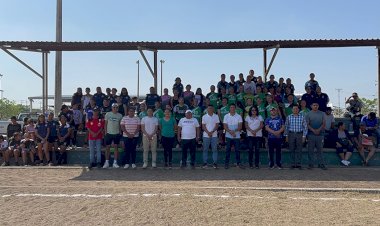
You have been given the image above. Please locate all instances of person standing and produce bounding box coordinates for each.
[202,105,220,169]
[245,106,264,169]
[141,108,159,169]
[82,87,93,110]
[103,103,123,169]
[304,73,319,94]
[223,104,244,169]
[159,109,177,168]
[305,102,327,170]
[120,108,141,169]
[284,105,308,169]
[177,110,200,169]
[145,87,160,110]
[265,107,285,169]
[86,108,104,169]
[35,114,51,166]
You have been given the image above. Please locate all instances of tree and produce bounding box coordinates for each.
[0,98,28,120]
[360,98,378,115]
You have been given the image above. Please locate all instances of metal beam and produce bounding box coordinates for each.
[266,45,280,77]
[377,46,380,113]
[263,49,267,82]
[154,51,158,92]
[2,47,47,53]
[54,0,63,116]
[137,46,155,77]
[1,48,43,79]
[42,52,48,113]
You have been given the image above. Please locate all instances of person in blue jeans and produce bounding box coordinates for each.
[223,104,244,169]
[86,108,104,169]
[202,105,220,169]
[265,107,285,169]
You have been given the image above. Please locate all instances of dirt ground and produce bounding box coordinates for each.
[0,167,379,225]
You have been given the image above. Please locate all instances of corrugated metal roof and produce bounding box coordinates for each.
[0,39,380,51]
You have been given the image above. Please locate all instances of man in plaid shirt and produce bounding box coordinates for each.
[285,105,308,169]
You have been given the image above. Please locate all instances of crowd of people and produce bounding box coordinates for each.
[1,70,378,169]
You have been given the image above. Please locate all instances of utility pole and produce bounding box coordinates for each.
[160,60,165,96]
[136,60,140,100]
[0,73,3,99]
[55,0,62,116]
[336,88,342,117]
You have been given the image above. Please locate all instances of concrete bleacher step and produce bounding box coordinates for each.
[66,147,380,166]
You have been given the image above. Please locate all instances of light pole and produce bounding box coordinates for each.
[0,73,4,100]
[336,88,342,117]
[136,60,140,100]
[160,60,165,96]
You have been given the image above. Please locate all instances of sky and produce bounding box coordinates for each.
[0,0,379,110]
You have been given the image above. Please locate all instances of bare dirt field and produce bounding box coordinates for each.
[0,166,379,225]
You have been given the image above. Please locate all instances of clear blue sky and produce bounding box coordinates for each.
[0,0,379,109]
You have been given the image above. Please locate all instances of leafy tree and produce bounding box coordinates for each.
[0,98,28,120]
[360,98,378,115]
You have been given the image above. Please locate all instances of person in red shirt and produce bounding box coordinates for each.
[86,107,104,169]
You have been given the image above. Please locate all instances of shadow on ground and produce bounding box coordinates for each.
[71,166,380,182]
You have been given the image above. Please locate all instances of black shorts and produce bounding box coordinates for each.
[48,136,58,143]
[58,138,71,146]
[36,138,47,144]
[105,133,121,145]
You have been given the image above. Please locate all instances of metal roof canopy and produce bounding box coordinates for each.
[1,39,380,113]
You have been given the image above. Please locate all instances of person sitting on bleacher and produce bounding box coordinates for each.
[353,123,377,166]
[332,122,354,166]
[361,112,379,147]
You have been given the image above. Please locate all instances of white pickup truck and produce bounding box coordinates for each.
[0,112,40,136]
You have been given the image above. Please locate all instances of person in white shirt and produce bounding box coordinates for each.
[141,108,159,168]
[202,105,220,169]
[178,110,200,168]
[223,104,244,169]
[245,106,264,169]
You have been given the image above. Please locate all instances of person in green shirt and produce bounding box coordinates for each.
[300,99,310,116]
[203,98,214,115]
[206,85,219,111]
[236,84,245,108]
[265,94,279,119]
[190,98,202,124]
[284,94,297,117]
[243,89,255,107]
[244,98,254,119]
[254,86,266,105]
[173,97,189,122]
[218,97,230,123]
[159,109,177,168]
[227,86,237,106]
[256,97,267,120]
[138,103,148,119]
[153,101,164,120]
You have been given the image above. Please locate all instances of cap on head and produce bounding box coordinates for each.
[185,110,192,114]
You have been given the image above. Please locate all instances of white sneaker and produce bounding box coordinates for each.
[152,163,156,168]
[132,164,136,169]
[103,161,109,169]
[341,160,348,166]
[142,163,148,169]
[113,162,119,168]
[124,164,130,169]
[346,160,351,166]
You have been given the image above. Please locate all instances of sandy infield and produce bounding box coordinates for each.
[0,167,379,225]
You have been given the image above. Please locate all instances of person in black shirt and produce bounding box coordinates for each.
[145,87,160,110]
[7,116,22,139]
[71,87,83,109]
[173,77,184,97]
[3,132,22,166]
[93,87,106,107]
[217,74,228,93]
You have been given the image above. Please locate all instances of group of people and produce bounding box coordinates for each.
[1,70,378,168]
